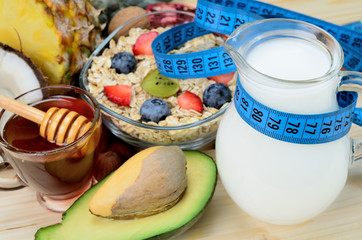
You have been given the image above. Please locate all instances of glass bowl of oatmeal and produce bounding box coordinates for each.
[80,10,236,150]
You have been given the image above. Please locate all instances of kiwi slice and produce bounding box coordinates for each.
[141,69,179,98]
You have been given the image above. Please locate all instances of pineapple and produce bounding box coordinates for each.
[0,0,103,85]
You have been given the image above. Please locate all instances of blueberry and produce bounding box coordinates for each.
[203,83,232,109]
[140,98,171,123]
[111,52,137,74]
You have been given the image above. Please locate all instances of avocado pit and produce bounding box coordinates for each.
[89,146,187,219]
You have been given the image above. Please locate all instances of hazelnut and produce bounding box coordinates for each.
[108,6,150,40]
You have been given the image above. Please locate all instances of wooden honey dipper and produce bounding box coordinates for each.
[0,93,92,145]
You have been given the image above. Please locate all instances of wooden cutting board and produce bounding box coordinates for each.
[1,0,362,239]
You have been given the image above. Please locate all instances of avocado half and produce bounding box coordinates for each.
[35,151,217,240]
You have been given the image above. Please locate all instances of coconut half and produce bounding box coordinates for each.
[0,42,46,98]
[0,42,46,189]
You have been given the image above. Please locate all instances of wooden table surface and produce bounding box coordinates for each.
[1,1,362,239]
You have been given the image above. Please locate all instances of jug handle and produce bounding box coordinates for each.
[0,149,24,189]
[337,71,362,165]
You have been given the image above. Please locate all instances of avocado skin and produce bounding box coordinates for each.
[147,206,211,240]
[147,184,216,240]
[35,151,217,240]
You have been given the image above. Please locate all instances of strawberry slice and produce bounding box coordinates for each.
[177,91,203,113]
[208,72,236,85]
[104,85,132,106]
[132,31,159,56]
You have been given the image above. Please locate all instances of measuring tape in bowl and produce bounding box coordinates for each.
[152,22,237,78]
[151,0,362,144]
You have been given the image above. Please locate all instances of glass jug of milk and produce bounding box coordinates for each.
[216,18,362,225]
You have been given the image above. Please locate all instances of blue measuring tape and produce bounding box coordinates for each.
[152,0,362,79]
[194,0,362,72]
[233,78,357,144]
[343,20,362,33]
[152,22,236,79]
[150,0,362,144]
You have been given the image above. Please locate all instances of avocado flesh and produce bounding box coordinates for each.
[35,151,217,240]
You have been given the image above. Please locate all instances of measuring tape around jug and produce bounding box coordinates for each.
[233,78,357,144]
[152,0,362,79]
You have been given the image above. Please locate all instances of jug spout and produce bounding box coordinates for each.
[224,34,245,73]
[224,20,265,74]
[225,18,289,76]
